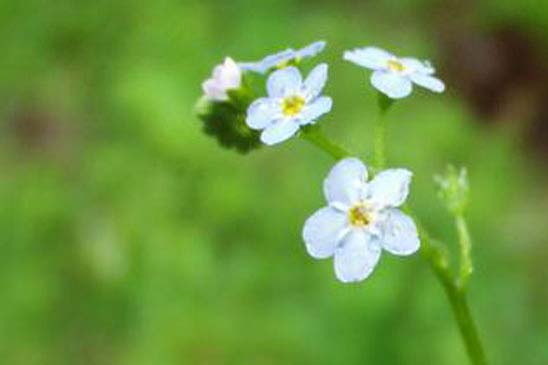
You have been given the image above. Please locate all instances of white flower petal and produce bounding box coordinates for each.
[380,209,420,256]
[267,66,303,97]
[303,207,348,259]
[202,79,227,101]
[299,96,332,125]
[218,57,242,88]
[343,47,394,70]
[370,71,413,99]
[297,40,326,58]
[303,63,328,100]
[260,120,300,145]
[367,168,412,209]
[410,73,445,93]
[324,158,368,207]
[246,98,280,130]
[203,57,242,101]
[400,57,435,75]
[334,230,381,283]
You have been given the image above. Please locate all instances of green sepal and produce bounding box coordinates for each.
[195,92,261,154]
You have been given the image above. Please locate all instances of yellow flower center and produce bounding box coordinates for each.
[282,95,305,117]
[387,59,406,72]
[348,205,371,227]
[276,58,300,69]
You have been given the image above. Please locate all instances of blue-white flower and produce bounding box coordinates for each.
[239,41,326,74]
[202,57,242,101]
[246,63,332,145]
[303,158,420,283]
[343,47,445,99]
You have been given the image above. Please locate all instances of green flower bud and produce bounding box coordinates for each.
[434,165,469,215]
[195,80,261,154]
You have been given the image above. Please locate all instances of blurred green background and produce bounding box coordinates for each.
[1,0,548,364]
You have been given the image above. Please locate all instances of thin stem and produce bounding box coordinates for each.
[374,113,386,170]
[299,125,351,160]
[447,286,488,365]
[301,133,488,365]
[419,228,487,365]
[455,214,473,289]
[374,93,394,170]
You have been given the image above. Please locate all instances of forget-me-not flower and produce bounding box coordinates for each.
[239,41,326,74]
[303,158,420,283]
[343,47,445,99]
[202,57,242,101]
[246,63,332,145]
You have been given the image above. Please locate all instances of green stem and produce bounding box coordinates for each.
[419,228,487,365]
[299,125,352,160]
[301,134,488,365]
[455,214,473,289]
[374,93,394,170]
[374,112,386,170]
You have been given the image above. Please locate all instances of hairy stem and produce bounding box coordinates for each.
[455,214,473,289]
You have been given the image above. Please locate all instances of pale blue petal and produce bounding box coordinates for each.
[239,49,296,74]
[260,120,300,145]
[303,207,348,259]
[299,96,332,125]
[367,168,412,209]
[334,230,381,283]
[400,57,435,75]
[370,71,413,99]
[297,40,326,58]
[410,73,445,93]
[239,42,324,74]
[380,209,420,256]
[303,63,328,100]
[259,49,296,70]
[343,47,393,70]
[267,66,302,98]
[238,62,264,73]
[324,158,368,208]
[399,57,436,75]
[246,98,280,130]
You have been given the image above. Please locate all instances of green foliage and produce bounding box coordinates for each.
[0,1,547,365]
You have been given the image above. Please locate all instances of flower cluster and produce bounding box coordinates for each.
[197,42,446,282]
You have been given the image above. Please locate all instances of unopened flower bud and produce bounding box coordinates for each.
[434,165,469,215]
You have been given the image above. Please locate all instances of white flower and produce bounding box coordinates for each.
[239,41,326,74]
[246,63,332,145]
[302,158,420,283]
[343,47,445,99]
[202,57,242,101]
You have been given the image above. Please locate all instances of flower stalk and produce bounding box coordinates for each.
[300,125,351,160]
[455,213,473,289]
[374,93,394,170]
